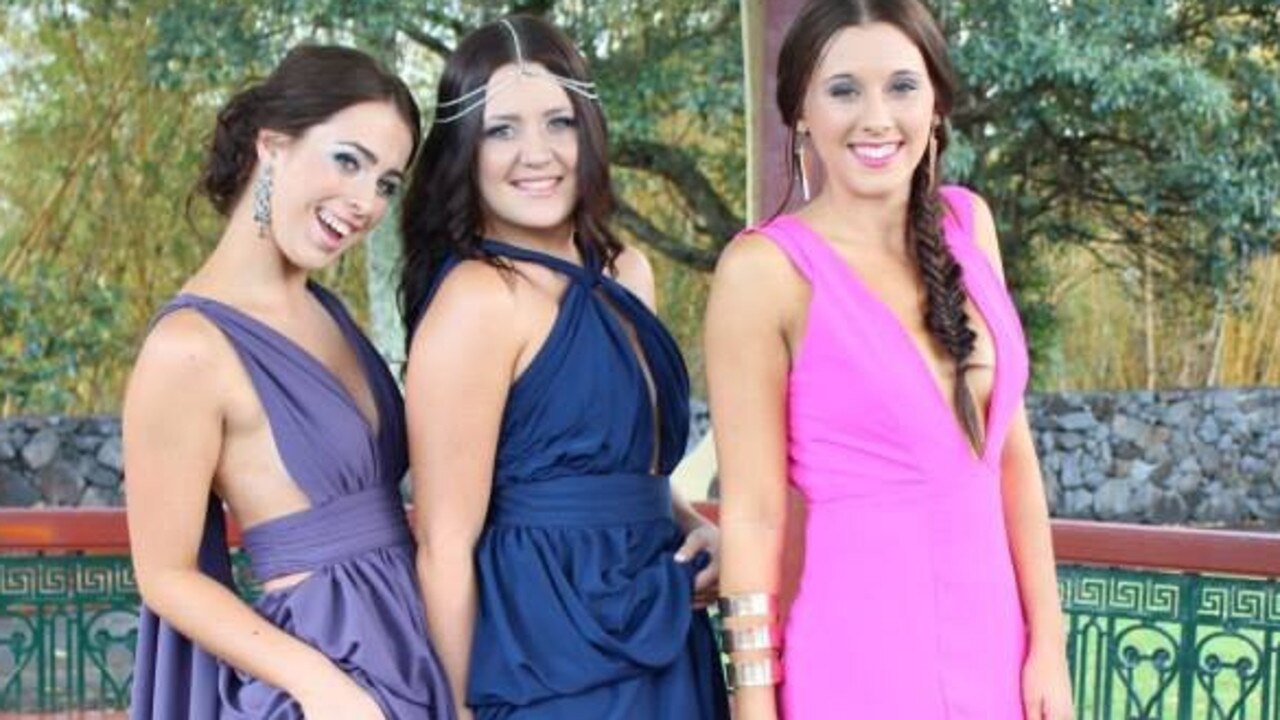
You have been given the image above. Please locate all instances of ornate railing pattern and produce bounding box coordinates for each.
[0,553,257,713]
[1060,566,1280,720]
[2,512,1277,717]
[3,555,1277,717]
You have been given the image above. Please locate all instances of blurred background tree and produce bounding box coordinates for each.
[1,0,1277,414]
[941,0,1280,390]
[1,0,745,411]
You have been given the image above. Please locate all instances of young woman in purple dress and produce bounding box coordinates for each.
[125,46,453,720]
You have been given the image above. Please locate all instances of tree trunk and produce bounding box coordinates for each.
[362,31,406,373]
[364,215,404,374]
[1142,236,1157,390]
[1204,288,1227,387]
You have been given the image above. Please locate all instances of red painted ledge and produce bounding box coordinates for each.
[1,507,1277,578]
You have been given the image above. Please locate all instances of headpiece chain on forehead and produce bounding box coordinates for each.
[433,17,600,124]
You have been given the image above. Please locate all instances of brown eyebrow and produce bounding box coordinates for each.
[824,69,923,83]
[485,106,575,124]
[337,141,379,165]
[338,141,406,176]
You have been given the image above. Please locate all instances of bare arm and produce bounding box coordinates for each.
[614,246,720,604]
[125,313,378,717]
[704,235,799,720]
[971,194,1066,648]
[612,245,711,536]
[406,264,520,718]
[973,193,1073,719]
[1000,406,1065,647]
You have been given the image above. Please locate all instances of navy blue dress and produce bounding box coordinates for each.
[422,241,728,720]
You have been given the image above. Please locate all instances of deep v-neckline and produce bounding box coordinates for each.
[178,284,383,438]
[481,239,664,470]
[786,214,1001,463]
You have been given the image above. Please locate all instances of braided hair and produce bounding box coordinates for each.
[776,0,984,451]
[907,143,984,450]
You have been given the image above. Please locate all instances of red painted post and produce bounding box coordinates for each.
[744,0,809,222]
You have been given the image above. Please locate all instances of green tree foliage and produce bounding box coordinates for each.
[940,0,1280,381]
[3,0,1276,412]
[117,0,744,392]
[142,1,747,269]
[0,264,121,413]
[0,0,369,413]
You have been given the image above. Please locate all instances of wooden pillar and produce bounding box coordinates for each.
[741,0,812,617]
[743,0,808,223]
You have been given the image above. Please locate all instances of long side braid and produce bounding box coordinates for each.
[908,171,984,452]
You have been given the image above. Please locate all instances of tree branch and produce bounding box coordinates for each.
[591,5,737,84]
[397,22,453,58]
[510,0,555,16]
[612,138,742,245]
[614,201,718,272]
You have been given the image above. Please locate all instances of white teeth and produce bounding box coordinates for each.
[317,209,353,237]
[854,144,898,160]
[514,178,558,192]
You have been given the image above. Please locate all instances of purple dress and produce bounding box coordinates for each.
[129,283,454,719]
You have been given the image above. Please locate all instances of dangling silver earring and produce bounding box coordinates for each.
[926,121,939,193]
[795,131,812,203]
[253,164,273,239]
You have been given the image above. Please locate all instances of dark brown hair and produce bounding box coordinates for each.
[397,14,621,341]
[194,44,422,218]
[777,0,985,452]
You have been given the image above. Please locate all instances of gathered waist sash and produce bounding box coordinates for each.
[242,485,411,581]
[488,473,673,527]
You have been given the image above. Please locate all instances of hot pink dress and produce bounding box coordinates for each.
[752,186,1028,719]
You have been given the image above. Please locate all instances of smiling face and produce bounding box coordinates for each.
[257,100,414,269]
[800,21,937,202]
[475,62,580,244]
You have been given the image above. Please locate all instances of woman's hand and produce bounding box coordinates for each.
[675,522,721,609]
[298,675,387,720]
[1022,644,1074,720]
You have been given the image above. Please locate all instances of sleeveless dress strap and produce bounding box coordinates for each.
[743,217,823,283]
[937,185,1010,310]
[939,184,976,242]
[481,238,601,280]
[148,287,386,501]
[942,184,977,263]
[479,238,691,471]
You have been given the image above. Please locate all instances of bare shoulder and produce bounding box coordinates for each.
[408,258,524,358]
[964,189,1007,281]
[123,307,235,431]
[713,230,804,294]
[611,243,657,309]
[706,229,809,339]
[131,308,232,393]
[423,258,520,321]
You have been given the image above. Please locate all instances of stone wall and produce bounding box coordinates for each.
[0,416,123,507]
[4,388,1280,528]
[1029,389,1280,527]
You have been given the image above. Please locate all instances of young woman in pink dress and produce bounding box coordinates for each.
[706,1,1074,719]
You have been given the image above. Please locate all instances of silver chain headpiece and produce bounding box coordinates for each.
[433,17,599,124]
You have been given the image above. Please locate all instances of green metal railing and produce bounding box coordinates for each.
[0,553,257,713]
[2,554,1277,717]
[1,554,138,711]
[1060,566,1279,719]
[3,510,1279,718]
